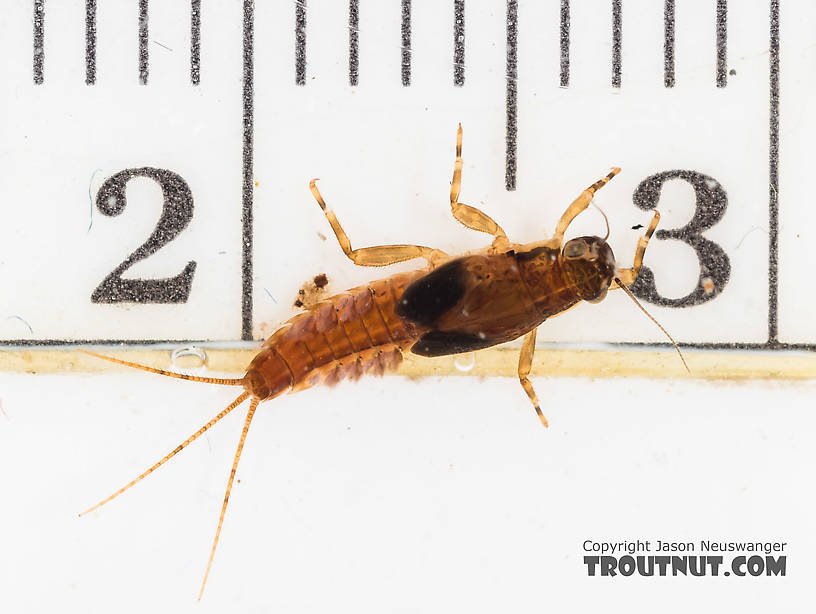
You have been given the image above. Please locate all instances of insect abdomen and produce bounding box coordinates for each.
[244,271,426,399]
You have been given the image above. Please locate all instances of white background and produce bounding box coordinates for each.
[2,1,815,613]
[0,373,814,613]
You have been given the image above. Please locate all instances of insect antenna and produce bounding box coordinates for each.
[590,201,611,241]
[79,350,246,386]
[199,397,260,601]
[613,278,691,373]
[78,391,251,517]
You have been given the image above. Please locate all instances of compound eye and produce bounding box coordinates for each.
[563,239,588,259]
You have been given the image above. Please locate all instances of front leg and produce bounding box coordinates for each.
[613,210,660,287]
[550,168,621,247]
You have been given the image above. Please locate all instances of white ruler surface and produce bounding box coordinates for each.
[0,1,813,353]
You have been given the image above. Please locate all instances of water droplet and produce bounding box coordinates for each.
[171,346,207,368]
[454,352,475,372]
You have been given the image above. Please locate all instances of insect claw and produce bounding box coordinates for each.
[309,179,328,211]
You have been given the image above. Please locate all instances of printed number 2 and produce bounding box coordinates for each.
[630,170,731,307]
[91,168,196,303]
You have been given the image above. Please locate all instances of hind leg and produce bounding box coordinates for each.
[517,329,548,427]
[448,124,510,252]
[309,180,448,267]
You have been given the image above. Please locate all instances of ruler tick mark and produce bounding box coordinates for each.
[33,0,44,85]
[716,0,728,88]
[559,0,569,87]
[139,0,149,85]
[192,0,201,85]
[295,0,306,85]
[664,0,675,88]
[612,0,622,88]
[401,1,411,86]
[242,0,255,340]
[453,0,465,86]
[349,0,359,86]
[505,0,518,191]
[85,0,96,85]
[768,0,779,344]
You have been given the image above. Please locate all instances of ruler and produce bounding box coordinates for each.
[1,0,813,357]
[3,4,816,609]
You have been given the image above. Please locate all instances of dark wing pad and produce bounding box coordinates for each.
[410,330,496,357]
[396,259,466,327]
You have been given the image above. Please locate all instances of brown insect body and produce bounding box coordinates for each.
[245,233,618,398]
[244,270,426,400]
[80,127,669,600]
[400,237,616,357]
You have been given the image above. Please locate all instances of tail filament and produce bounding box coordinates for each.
[198,398,260,601]
[78,392,251,517]
[79,350,245,386]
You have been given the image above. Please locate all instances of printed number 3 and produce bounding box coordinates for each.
[630,170,731,307]
[91,168,196,303]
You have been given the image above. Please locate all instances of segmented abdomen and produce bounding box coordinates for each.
[243,270,428,400]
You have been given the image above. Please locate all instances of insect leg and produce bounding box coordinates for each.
[309,179,448,267]
[199,396,260,601]
[613,210,660,287]
[517,329,548,427]
[78,391,250,517]
[448,124,509,250]
[551,168,621,245]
